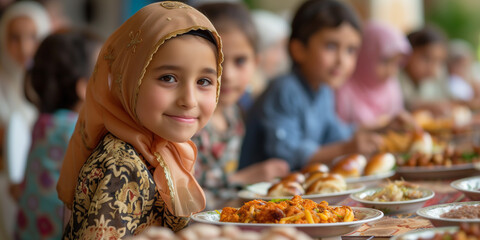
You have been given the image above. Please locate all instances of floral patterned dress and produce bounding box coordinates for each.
[16,109,78,240]
[62,133,188,239]
[192,106,244,210]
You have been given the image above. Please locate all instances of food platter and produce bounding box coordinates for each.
[350,187,434,214]
[239,182,365,204]
[450,176,480,200]
[390,226,458,240]
[191,207,383,238]
[396,163,479,180]
[416,201,480,227]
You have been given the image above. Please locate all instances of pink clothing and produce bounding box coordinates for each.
[336,21,411,127]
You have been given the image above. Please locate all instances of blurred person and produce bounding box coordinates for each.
[250,9,290,98]
[0,1,50,239]
[193,2,289,210]
[399,25,450,115]
[34,0,70,31]
[336,21,412,128]
[446,39,479,102]
[239,0,383,171]
[14,29,102,240]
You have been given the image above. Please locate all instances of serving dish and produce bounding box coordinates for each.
[450,176,480,200]
[390,226,458,240]
[350,187,434,214]
[396,163,479,180]
[416,201,480,227]
[240,182,365,204]
[191,207,383,238]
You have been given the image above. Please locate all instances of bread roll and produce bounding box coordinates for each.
[267,181,305,197]
[331,154,367,178]
[304,171,329,189]
[305,173,346,195]
[409,131,432,155]
[364,153,395,176]
[300,163,329,176]
[282,172,306,184]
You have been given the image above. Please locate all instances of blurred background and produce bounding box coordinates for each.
[0,0,476,61]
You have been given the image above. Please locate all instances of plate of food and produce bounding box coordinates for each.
[240,182,365,204]
[396,163,479,180]
[330,153,396,186]
[450,176,480,200]
[350,180,434,214]
[391,223,480,240]
[416,201,480,227]
[192,195,384,238]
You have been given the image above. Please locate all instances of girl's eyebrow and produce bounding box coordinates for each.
[154,65,217,75]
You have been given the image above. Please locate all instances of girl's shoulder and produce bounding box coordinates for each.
[86,133,149,172]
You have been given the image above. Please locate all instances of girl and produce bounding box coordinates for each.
[0,2,50,239]
[336,21,411,128]
[14,30,102,240]
[193,2,289,210]
[57,2,223,239]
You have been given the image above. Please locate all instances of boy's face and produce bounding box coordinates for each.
[136,35,218,142]
[218,28,256,107]
[6,16,38,68]
[407,43,447,82]
[292,23,361,89]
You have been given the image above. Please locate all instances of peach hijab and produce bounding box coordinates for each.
[57,1,223,217]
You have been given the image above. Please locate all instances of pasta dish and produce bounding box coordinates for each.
[220,195,355,224]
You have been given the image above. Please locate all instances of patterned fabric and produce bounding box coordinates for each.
[192,106,244,210]
[62,133,188,239]
[15,109,77,240]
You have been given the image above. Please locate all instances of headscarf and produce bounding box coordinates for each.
[57,2,223,217]
[0,1,51,125]
[336,21,411,126]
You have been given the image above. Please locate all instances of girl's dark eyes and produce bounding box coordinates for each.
[197,78,213,86]
[159,75,176,83]
[234,56,247,66]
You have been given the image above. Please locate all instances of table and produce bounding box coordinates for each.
[341,179,474,238]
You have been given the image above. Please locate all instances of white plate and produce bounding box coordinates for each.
[350,187,434,214]
[396,163,479,180]
[416,201,480,227]
[345,170,396,186]
[240,182,365,204]
[191,207,383,238]
[451,176,480,200]
[391,226,458,240]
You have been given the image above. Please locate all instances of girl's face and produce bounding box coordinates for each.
[6,16,38,68]
[406,43,446,82]
[292,23,361,89]
[375,53,403,83]
[218,28,256,107]
[136,35,218,142]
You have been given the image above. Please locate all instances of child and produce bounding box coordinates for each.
[239,0,383,171]
[56,2,223,238]
[336,21,411,128]
[0,1,50,239]
[399,26,450,115]
[447,39,479,102]
[14,29,102,240]
[193,2,289,210]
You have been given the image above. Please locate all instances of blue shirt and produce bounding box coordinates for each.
[239,70,353,170]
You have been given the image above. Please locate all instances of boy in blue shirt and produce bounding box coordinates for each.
[240,0,383,170]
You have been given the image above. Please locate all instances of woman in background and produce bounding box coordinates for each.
[336,21,411,128]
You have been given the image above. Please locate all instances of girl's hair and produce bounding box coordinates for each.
[290,0,362,44]
[196,2,258,53]
[407,25,447,49]
[28,29,102,113]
